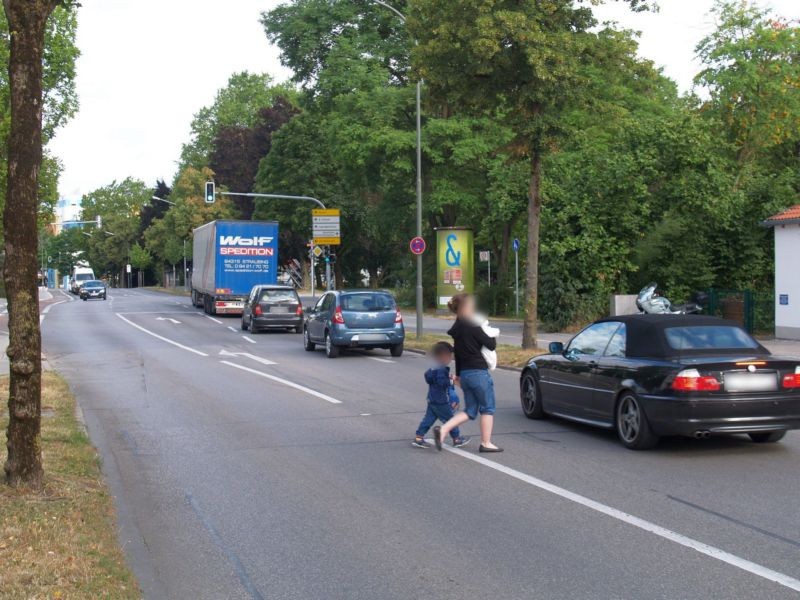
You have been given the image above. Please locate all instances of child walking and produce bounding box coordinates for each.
[412,342,470,449]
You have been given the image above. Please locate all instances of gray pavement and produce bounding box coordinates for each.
[36,289,800,599]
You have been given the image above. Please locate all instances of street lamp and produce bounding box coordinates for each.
[372,0,424,339]
[153,195,187,290]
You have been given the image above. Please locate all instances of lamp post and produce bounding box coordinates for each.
[372,0,423,340]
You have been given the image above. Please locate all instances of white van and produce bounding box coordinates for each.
[70,267,95,294]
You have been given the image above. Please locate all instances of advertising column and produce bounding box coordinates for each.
[435,227,474,312]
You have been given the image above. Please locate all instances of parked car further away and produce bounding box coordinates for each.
[303,290,405,358]
[520,314,800,450]
[241,285,303,333]
[79,280,107,301]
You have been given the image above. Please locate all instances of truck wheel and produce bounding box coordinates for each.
[325,332,339,358]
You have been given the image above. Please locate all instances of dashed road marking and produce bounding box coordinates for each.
[242,336,256,344]
[205,315,223,324]
[116,313,208,357]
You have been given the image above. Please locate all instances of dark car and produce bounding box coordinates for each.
[303,290,405,358]
[520,314,800,449]
[79,280,106,301]
[241,285,303,333]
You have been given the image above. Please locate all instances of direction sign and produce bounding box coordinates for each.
[512,238,520,252]
[409,236,426,255]
[312,208,341,246]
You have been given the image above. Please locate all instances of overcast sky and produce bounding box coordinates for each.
[48,0,797,202]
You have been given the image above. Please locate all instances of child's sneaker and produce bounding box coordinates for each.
[451,436,471,448]
[412,436,431,449]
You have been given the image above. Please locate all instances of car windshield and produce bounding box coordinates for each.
[340,292,395,312]
[76,273,93,281]
[84,281,103,287]
[259,289,296,303]
[664,326,760,351]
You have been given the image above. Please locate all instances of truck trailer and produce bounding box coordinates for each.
[191,220,279,315]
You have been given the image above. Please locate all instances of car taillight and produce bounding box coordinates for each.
[333,307,345,325]
[254,305,263,316]
[783,367,800,389]
[672,369,721,392]
[395,310,403,324]
[296,305,303,316]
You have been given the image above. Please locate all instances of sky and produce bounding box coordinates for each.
[48,0,798,203]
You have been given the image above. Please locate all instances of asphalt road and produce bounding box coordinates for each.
[37,288,800,599]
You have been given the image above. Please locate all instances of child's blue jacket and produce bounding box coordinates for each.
[424,365,459,405]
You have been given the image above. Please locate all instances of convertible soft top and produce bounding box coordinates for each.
[594,314,770,359]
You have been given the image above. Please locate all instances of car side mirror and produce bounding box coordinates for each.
[549,342,564,354]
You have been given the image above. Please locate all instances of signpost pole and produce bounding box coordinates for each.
[515,248,519,316]
[325,248,332,291]
[488,252,491,286]
[310,240,315,299]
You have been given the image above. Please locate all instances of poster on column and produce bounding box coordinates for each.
[436,227,474,312]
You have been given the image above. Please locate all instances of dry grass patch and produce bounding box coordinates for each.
[0,372,139,599]
[404,332,544,369]
[143,286,190,297]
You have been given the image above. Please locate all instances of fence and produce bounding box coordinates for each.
[705,289,774,334]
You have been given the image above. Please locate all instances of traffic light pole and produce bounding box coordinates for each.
[217,192,326,210]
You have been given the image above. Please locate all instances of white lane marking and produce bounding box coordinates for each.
[42,300,67,314]
[220,361,342,404]
[366,356,394,364]
[440,445,800,593]
[242,336,256,344]
[116,313,208,357]
[227,326,237,332]
[205,315,223,324]
[156,317,181,324]
[219,349,276,366]
[117,311,190,315]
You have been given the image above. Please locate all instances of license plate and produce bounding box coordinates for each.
[227,303,244,309]
[268,306,289,313]
[358,333,387,342]
[724,372,777,392]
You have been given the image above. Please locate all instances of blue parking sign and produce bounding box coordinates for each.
[512,238,520,253]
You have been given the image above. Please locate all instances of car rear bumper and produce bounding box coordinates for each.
[642,394,800,436]
[252,315,302,329]
[331,326,405,347]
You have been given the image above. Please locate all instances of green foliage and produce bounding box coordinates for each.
[179,72,296,171]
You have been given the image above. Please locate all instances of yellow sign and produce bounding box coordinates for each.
[312,208,341,246]
[313,237,341,246]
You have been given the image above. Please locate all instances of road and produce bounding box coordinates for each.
[35,288,800,599]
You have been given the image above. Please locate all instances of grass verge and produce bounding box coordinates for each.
[143,285,190,297]
[0,372,139,599]
[403,331,544,369]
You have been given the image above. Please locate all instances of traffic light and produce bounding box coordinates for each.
[328,252,336,264]
[205,181,215,204]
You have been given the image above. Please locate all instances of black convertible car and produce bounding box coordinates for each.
[520,314,800,449]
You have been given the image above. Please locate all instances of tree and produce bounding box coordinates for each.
[178,72,294,171]
[2,0,64,488]
[409,0,651,348]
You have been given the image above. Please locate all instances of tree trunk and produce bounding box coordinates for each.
[521,151,542,349]
[3,0,58,488]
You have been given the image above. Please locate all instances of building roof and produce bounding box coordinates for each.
[762,204,800,227]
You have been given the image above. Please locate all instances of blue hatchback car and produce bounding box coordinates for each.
[303,290,405,358]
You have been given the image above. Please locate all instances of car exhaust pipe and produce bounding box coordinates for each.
[693,430,711,439]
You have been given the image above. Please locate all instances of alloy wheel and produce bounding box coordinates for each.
[617,395,640,443]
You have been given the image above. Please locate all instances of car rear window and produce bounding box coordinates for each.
[340,292,395,312]
[664,326,760,351]
[258,289,297,303]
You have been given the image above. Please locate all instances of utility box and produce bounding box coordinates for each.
[763,206,800,340]
[610,294,639,316]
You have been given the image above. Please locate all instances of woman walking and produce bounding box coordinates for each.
[435,293,503,453]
